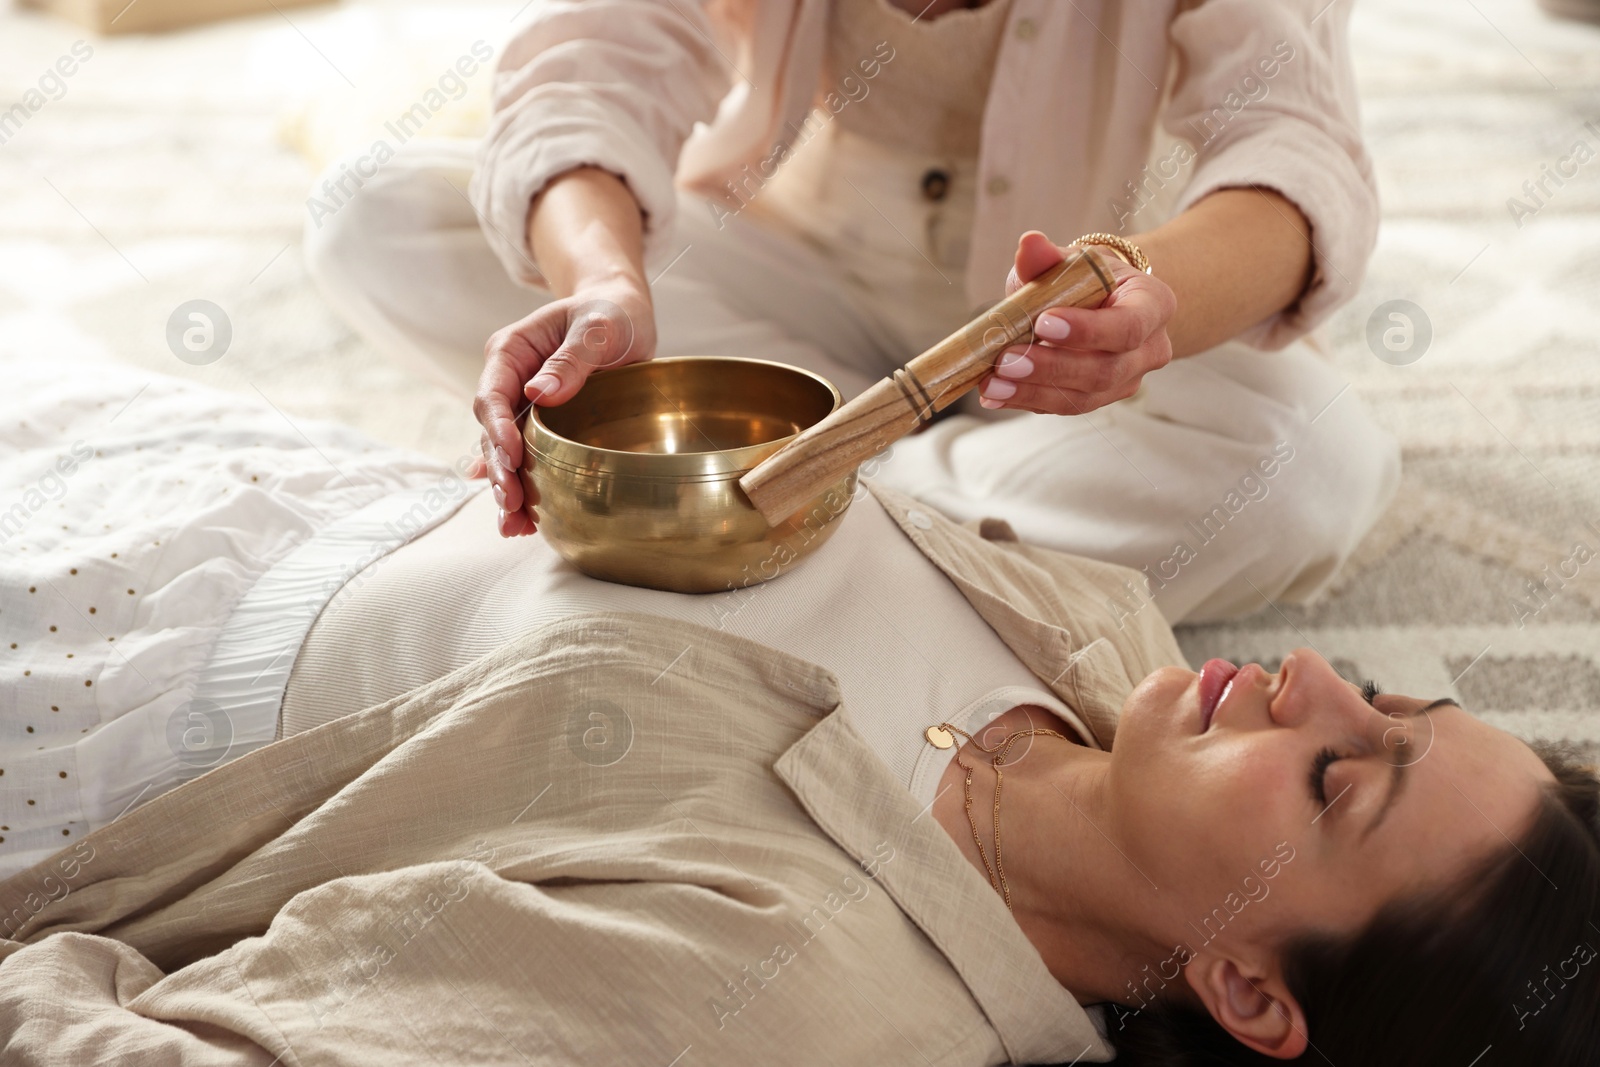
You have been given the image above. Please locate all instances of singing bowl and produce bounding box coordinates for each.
[518,356,857,593]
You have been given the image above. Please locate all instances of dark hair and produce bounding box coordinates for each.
[1108,741,1600,1066]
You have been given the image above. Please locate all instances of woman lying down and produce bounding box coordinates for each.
[1,359,1596,1067]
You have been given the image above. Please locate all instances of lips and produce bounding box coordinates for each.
[1198,658,1240,732]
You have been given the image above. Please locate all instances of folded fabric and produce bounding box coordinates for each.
[0,612,1110,1066]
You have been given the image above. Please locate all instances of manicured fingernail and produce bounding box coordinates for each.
[996,352,1033,380]
[492,484,507,508]
[498,506,508,528]
[528,373,559,398]
[1036,315,1070,342]
[493,446,512,472]
[979,396,1004,409]
[982,378,1017,400]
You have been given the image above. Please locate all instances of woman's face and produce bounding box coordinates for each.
[1105,649,1553,1050]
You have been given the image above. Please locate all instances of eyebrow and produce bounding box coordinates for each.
[1362,697,1460,839]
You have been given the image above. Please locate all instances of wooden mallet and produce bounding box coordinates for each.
[739,245,1119,526]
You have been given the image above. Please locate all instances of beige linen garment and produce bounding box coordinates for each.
[471,0,1378,349]
[0,484,1187,1066]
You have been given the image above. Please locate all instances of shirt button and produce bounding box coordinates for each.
[920,168,950,202]
[1014,18,1037,40]
[906,509,934,530]
[986,175,1011,197]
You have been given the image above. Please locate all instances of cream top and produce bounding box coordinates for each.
[282,488,1094,810]
[829,0,1014,157]
[479,0,1378,345]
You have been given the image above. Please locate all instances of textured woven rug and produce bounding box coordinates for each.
[1176,1,1600,756]
[1,0,1596,754]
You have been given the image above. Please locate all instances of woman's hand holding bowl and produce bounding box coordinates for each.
[472,278,656,537]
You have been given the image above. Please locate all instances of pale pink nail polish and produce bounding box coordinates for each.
[979,396,1004,409]
[493,484,507,508]
[1036,315,1070,342]
[996,352,1033,380]
[983,378,1017,400]
[493,446,513,472]
[528,373,559,398]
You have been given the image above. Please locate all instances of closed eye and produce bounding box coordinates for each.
[1312,681,1456,819]
[1310,746,1342,806]
[1309,680,1380,806]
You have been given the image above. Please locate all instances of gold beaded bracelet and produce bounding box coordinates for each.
[1073,232,1152,275]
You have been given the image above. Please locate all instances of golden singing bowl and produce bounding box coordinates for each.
[519,356,857,594]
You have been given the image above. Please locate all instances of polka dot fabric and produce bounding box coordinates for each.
[0,356,450,878]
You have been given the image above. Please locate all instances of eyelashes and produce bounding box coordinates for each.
[1310,746,1340,806]
[1311,680,1382,807]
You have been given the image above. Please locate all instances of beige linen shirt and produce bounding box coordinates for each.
[471,0,1378,349]
[0,483,1187,1066]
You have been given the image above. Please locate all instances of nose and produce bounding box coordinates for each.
[1268,648,1370,733]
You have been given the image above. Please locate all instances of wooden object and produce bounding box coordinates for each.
[20,0,328,35]
[739,246,1119,525]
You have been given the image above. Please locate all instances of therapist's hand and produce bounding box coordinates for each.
[473,277,655,536]
[977,231,1176,415]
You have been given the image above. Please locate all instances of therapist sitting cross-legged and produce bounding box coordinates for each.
[304,0,1400,623]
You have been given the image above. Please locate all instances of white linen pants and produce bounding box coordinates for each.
[304,137,1399,623]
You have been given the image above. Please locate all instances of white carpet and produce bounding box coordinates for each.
[2,0,1597,751]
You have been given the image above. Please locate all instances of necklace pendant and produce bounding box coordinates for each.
[925,725,956,749]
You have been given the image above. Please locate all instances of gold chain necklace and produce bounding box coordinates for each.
[927,722,1074,911]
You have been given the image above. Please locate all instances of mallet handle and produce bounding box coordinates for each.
[739,246,1119,525]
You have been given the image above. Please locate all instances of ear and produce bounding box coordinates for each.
[1183,953,1309,1060]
